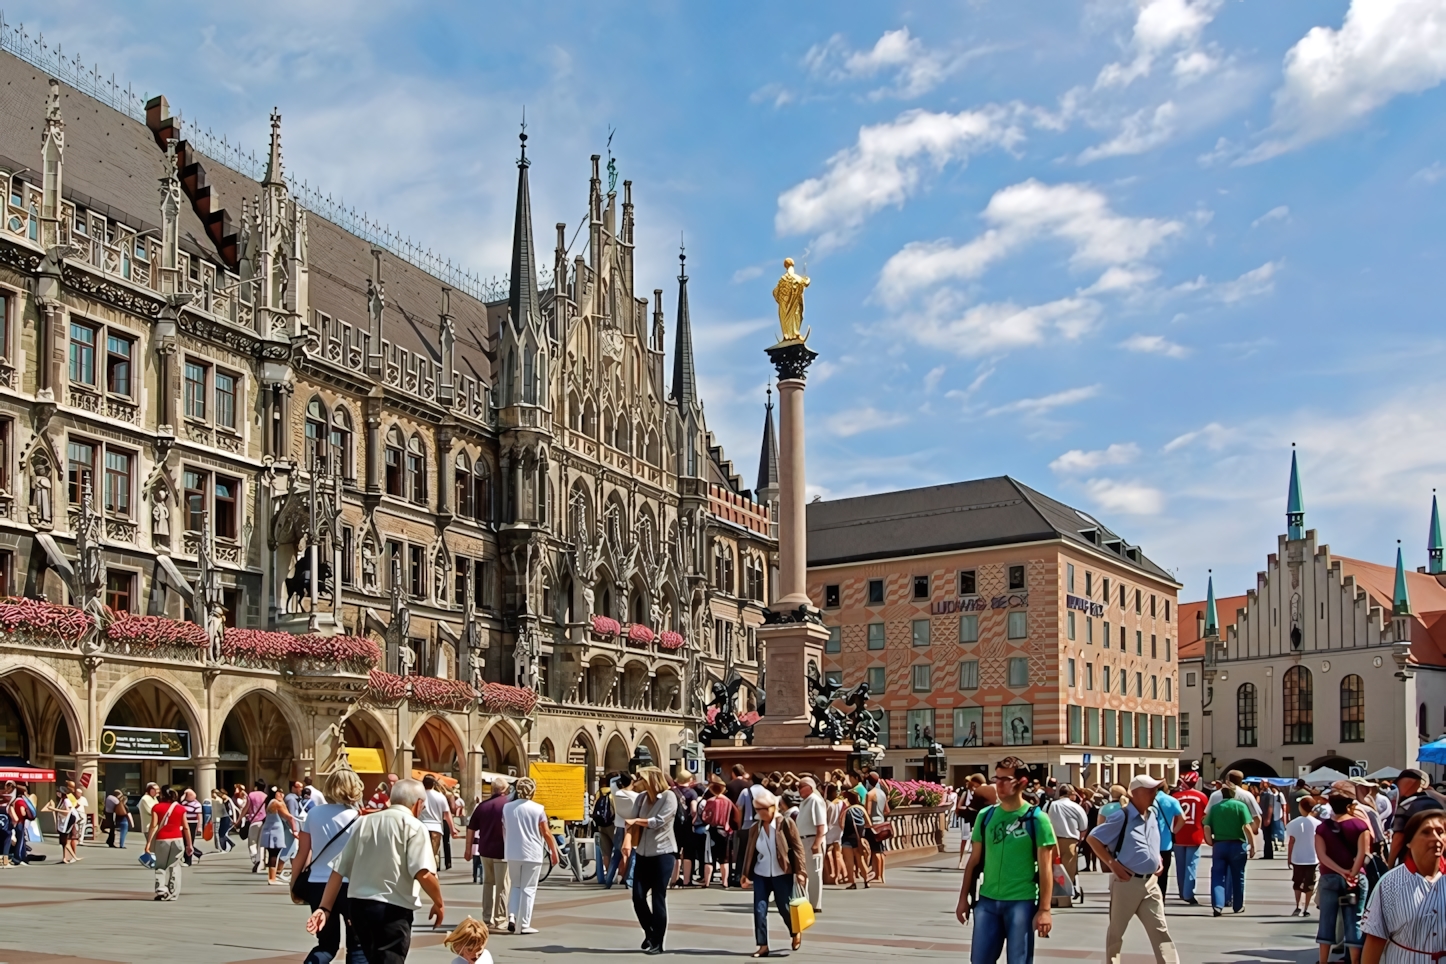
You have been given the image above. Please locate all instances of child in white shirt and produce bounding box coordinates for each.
[1284,796,1320,917]
[445,916,494,964]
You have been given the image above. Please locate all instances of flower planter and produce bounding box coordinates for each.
[0,597,92,645]
[107,614,207,650]
[658,630,685,650]
[480,682,539,716]
[626,624,655,646]
[590,614,620,638]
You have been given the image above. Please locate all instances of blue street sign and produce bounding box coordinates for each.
[1082,753,1092,766]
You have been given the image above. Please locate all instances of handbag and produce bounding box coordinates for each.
[290,811,361,905]
[870,823,893,842]
[789,882,816,933]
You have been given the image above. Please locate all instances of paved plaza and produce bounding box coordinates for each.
[0,832,1324,964]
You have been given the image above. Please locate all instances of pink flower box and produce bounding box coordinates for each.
[591,615,621,636]
[107,614,207,649]
[627,623,655,645]
[480,682,540,716]
[0,597,92,643]
[658,630,685,650]
[222,629,380,667]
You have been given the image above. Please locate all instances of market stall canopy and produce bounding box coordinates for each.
[1366,767,1403,780]
[1300,766,1352,786]
[0,765,55,782]
[1419,738,1446,765]
[411,768,457,789]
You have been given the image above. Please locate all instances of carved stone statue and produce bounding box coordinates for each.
[398,642,416,675]
[152,496,170,539]
[514,629,539,692]
[771,257,811,343]
[581,581,595,619]
[360,540,378,591]
[433,553,448,606]
[467,646,485,690]
[29,464,52,527]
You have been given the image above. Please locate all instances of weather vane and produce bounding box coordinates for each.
[606,126,618,194]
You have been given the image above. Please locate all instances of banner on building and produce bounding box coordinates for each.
[99,726,191,760]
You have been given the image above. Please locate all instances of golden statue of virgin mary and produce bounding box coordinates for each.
[772,257,810,343]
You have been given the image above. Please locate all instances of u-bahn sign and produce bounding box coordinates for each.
[99,726,191,760]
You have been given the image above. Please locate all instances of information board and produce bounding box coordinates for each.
[99,726,191,760]
[529,762,586,821]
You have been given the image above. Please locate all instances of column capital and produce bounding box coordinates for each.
[765,341,818,381]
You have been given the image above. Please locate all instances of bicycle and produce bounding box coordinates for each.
[541,823,592,882]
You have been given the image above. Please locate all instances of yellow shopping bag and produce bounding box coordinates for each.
[789,886,816,933]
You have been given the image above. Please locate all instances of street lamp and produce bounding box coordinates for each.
[923,741,948,783]
[630,744,654,773]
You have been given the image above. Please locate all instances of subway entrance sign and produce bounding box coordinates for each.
[99,726,191,760]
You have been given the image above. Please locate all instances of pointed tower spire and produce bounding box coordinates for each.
[508,119,539,332]
[1429,490,1444,576]
[757,385,779,502]
[1203,570,1219,637]
[1395,540,1413,616]
[1286,443,1305,540]
[670,239,698,409]
[263,109,285,187]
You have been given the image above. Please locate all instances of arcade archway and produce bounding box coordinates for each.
[102,675,204,792]
[216,691,299,791]
[603,733,629,775]
[480,723,523,776]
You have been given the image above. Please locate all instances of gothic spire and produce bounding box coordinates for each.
[757,386,779,498]
[1430,490,1443,576]
[1395,540,1413,616]
[1203,571,1218,637]
[1286,444,1305,540]
[508,122,539,332]
[263,109,285,187]
[670,241,697,409]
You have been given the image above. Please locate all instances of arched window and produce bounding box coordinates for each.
[473,458,491,523]
[1421,703,1430,739]
[616,416,631,455]
[1236,682,1257,747]
[454,453,473,517]
[603,410,614,449]
[331,407,354,479]
[1340,674,1364,743]
[384,427,404,496]
[305,398,328,471]
[582,399,596,438]
[522,347,537,405]
[1283,665,1313,745]
[406,435,426,505]
[646,429,660,466]
[569,392,581,431]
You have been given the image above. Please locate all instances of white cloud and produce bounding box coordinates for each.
[825,406,910,437]
[1095,0,1224,89]
[878,180,1181,298]
[1215,260,1280,303]
[775,106,1024,250]
[987,384,1101,417]
[1252,0,1446,158]
[693,318,773,350]
[1078,101,1179,162]
[1252,205,1291,227]
[805,28,969,100]
[1085,478,1166,515]
[1413,161,1446,184]
[731,263,767,284]
[1085,264,1161,294]
[911,294,1103,358]
[1051,442,1141,473]
[1120,333,1190,358]
[923,365,946,394]
[1163,421,1232,452]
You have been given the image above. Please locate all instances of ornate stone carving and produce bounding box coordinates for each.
[765,341,819,382]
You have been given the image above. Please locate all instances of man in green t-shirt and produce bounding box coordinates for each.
[1203,784,1255,915]
[956,757,1056,963]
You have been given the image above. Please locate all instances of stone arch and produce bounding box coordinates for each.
[645,428,661,466]
[480,719,524,776]
[342,707,395,785]
[586,654,617,706]
[639,733,661,769]
[582,398,597,438]
[100,667,206,754]
[603,732,630,774]
[413,714,466,780]
[628,573,650,627]
[621,659,651,710]
[1307,754,1358,774]
[210,681,308,758]
[538,738,555,762]
[1223,758,1279,779]
[0,659,85,776]
[654,666,682,713]
[215,686,305,788]
[604,490,629,545]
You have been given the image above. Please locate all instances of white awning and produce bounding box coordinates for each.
[33,532,75,579]
[155,555,193,596]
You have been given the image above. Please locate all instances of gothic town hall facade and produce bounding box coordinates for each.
[0,47,776,805]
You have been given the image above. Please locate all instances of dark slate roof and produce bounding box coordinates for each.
[806,476,1175,582]
[670,253,696,408]
[756,395,778,495]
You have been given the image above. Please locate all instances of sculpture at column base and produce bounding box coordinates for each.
[765,340,819,382]
[761,602,822,626]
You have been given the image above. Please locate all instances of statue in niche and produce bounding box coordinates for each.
[581,581,595,620]
[360,540,378,592]
[28,458,52,528]
[514,629,539,692]
[468,646,485,690]
[434,553,448,606]
[398,642,416,675]
[152,491,170,539]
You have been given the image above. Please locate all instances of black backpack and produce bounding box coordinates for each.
[591,792,614,828]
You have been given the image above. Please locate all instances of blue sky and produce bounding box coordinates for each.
[12,0,1446,601]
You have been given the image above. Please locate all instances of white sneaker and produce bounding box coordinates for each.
[520,927,540,935]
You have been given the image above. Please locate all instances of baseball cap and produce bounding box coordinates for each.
[1401,768,1428,783]
[1129,775,1163,792]
[1348,776,1377,788]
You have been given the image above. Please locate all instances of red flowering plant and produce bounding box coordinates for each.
[590,614,621,637]
[658,630,685,650]
[882,778,947,809]
[222,629,380,670]
[626,623,655,646]
[105,613,208,650]
[409,676,477,710]
[480,682,540,716]
[0,597,92,644]
[368,670,408,702]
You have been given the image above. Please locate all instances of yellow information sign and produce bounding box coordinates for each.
[529,762,586,821]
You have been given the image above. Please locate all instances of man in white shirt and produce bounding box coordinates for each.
[796,777,829,912]
[1206,771,1263,821]
[1047,785,1090,892]
[418,775,454,869]
[306,778,443,964]
[1283,796,1320,917]
[607,773,639,889]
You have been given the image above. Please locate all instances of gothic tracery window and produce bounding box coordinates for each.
[1236,682,1257,747]
[406,434,427,505]
[384,427,403,496]
[473,458,491,522]
[305,398,328,471]
[1340,674,1364,743]
[332,406,354,479]
[454,452,473,517]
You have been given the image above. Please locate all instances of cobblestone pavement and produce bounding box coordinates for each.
[0,836,1322,964]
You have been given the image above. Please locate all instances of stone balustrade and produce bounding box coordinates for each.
[882,805,947,854]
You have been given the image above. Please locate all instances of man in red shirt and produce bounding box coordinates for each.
[1172,778,1209,905]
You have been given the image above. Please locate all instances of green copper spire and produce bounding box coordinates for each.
[1430,490,1443,576]
[1394,541,1412,616]
[1287,444,1305,540]
[1203,571,1219,637]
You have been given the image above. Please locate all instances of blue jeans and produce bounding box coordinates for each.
[117,815,130,849]
[10,820,28,863]
[1210,840,1248,911]
[1174,845,1200,901]
[751,873,794,948]
[1317,872,1366,948]
[970,897,1036,964]
[605,829,635,888]
[214,816,230,851]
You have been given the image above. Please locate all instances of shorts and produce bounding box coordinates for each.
[266,846,283,868]
[1291,863,1318,892]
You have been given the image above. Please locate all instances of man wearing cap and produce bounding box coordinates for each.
[1387,768,1446,862]
[1087,775,1178,964]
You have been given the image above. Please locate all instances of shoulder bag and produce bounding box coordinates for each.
[290,811,361,905]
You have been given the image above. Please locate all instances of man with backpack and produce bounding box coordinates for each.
[1087,775,1179,964]
[591,779,616,885]
[956,757,1057,964]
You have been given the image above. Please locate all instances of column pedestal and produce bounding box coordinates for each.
[751,621,831,746]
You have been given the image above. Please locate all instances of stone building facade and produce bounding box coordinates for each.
[0,46,774,808]
[807,477,1181,787]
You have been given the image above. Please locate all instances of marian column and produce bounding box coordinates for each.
[752,259,831,746]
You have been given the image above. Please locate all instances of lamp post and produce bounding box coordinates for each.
[630,744,654,773]
[924,741,948,783]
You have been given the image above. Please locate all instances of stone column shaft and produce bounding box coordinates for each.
[776,377,807,608]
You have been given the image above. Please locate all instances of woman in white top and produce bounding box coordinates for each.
[823,785,845,888]
[502,778,559,934]
[294,770,366,964]
[1362,809,1446,963]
